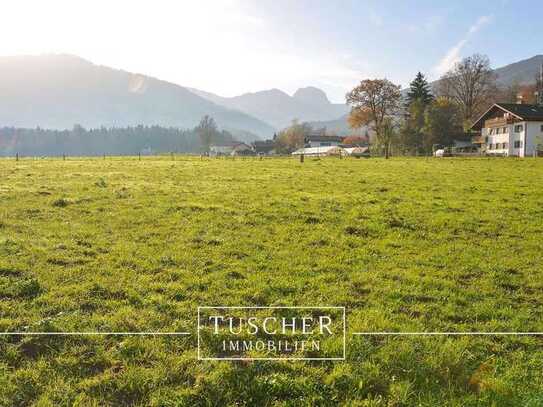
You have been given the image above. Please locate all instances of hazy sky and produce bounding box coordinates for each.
[1,0,542,102]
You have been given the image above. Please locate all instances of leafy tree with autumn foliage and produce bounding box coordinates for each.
[275,120,312,154]
[346,79,401,158]
[518,84,538,104]
[342,135,368,146]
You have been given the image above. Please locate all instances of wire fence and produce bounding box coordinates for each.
[3,149,537,162]
[1,152,305,162]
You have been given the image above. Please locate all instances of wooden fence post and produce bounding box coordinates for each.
[300,153,304,163]
[63,154,66,161]
[16,153,19,162]
[138,152,141,161]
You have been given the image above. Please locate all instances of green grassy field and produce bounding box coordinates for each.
[2,156,543,406]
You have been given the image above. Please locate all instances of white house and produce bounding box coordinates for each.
[209,144,235,156]
[471,103,543,157]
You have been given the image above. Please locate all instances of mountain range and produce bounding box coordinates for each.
[187,86,348,130]
[494,54,543,85]
[0,54,541,143]
[0,54,348,141]
[0,54,275,142]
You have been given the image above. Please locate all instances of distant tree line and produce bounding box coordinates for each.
[0,120,236,156]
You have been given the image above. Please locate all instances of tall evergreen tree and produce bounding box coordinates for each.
[399,98,426,152]
[406,72,434,106]
[400,73,433,152]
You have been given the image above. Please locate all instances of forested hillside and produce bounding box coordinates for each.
[0,125,234,156]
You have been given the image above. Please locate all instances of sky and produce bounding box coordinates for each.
[0,0,542,102]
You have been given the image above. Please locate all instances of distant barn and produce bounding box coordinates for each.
[304,129,344,148]
[292,146,345,157]
[210,142,255,156]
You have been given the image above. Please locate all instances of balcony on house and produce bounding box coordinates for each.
[484,116,515,128]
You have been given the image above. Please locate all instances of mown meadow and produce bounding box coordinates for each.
[1,156,543,406]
